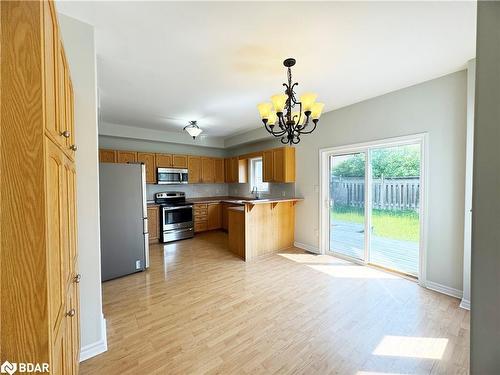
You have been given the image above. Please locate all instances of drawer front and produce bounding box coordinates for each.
[194,220,208,233]
[194,213,208,221]
[193,203,208,209]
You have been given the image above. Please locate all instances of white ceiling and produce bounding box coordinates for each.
[57,1,476,138]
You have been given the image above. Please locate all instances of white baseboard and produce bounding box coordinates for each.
[294,241,320,254]
[460,298,471,310]
[425,281,463,300]
[80,315,108,362]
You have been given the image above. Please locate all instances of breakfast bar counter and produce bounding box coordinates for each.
[226,198,303,261]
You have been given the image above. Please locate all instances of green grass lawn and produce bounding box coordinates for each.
[331,206,419,242]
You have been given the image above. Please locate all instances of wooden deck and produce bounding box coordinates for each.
[330,221,419,275]
[80,231,468,375]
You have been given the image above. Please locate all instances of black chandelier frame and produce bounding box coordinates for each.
[262,58,319,145]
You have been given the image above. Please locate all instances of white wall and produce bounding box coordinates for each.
[58,14,107,360]
[461,59,475,310]
[101,121,225,148]
[470,2,500,372]
[99,135,226,157]
[292,71,467,292]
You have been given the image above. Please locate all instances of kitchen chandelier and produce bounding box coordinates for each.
[184,120,203,139]
[257,58,324,145]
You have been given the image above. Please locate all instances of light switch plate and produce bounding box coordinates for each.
[135,260,142,270]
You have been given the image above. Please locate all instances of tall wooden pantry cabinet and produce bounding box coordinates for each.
[1,1,81,373]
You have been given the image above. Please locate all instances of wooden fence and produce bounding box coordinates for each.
[331,176,420,211]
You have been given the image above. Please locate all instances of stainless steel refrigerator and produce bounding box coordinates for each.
[99,163,149,281]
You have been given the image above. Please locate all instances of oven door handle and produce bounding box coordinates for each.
[163,205,193,211]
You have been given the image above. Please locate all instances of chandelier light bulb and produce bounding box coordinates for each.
[256,58,324,145]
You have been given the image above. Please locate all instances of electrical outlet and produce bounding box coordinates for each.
[135,260,142,270]
[282,191,286,197]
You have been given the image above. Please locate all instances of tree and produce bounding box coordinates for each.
[332,146,420,178]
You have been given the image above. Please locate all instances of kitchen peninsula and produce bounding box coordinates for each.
[190,197,303,261]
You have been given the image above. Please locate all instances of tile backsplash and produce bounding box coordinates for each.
[146,182,295,200]
[146,183,228,200]
[228,182,295,199]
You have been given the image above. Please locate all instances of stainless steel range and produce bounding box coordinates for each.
[155,191,194,243]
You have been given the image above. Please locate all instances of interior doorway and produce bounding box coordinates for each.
[321,135,427,279]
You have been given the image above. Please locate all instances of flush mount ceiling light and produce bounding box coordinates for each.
[183,120,203,139]
[257,58,325,145]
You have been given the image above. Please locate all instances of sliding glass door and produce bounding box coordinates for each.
[327,140,422,277]
[329,153,366,260]
[369,145,420,276]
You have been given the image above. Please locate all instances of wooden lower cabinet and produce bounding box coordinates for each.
[228,207,245,259]
[222,203,238,231]
[1,2,80,371]
[193,203,208,232]
[194,203,222,232]
[207,203,221,230]
[148,205,160,242]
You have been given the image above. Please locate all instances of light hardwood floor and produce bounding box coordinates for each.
[80,231,469,375]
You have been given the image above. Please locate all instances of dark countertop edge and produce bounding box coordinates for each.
[148,196,303,206]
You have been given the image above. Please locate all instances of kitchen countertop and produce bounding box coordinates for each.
[191,196,303,205]
[147,196,303,206]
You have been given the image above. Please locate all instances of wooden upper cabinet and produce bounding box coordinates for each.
[262,147,295,183]
[238,158,248,184]
[156,153,172,168]
[214,158,225,183]
[66,78,76,157]
[45,139,67,334]
[155,154,186,168]
[43,0,60,144]
[207,203,221,230]
[172,155,188,168]
[273,148,285,182]
[224,158,232,182]
[224,157,246,183]
[263,150,274,182]
[3,2,80,372]
[58,46,68,147]
[99,149,116,163]
[274,147,295,183]
[188,156,201,183]
[201,157,215,183]
[137,152,156,184]
[116,150,137,164]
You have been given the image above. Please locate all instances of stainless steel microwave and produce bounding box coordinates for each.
[157,168,189,184]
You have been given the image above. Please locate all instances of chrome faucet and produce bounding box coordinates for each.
[251,186,260,200]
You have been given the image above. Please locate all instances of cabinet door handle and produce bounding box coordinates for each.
[66,309,76,317]
[70,144,78,151]
[73,274,81,283]
[60,130,71,138]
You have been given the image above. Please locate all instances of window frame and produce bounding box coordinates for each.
[249,157,269,193]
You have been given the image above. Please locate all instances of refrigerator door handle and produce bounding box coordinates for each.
[144,232,150,269]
